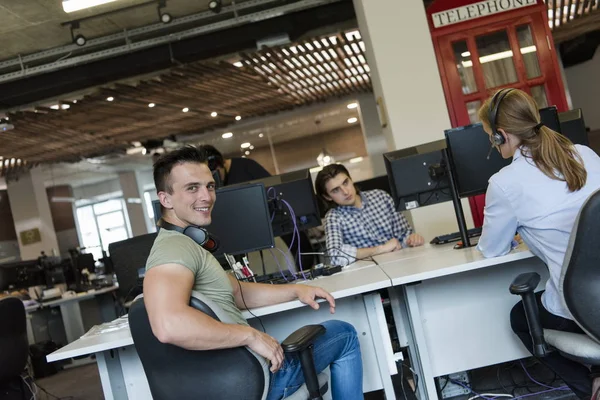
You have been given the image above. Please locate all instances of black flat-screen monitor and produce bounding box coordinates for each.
[559,109,589,147]
[539,106,562,134]
[356,175,391,194]
[384,140,453,211]
[209,183,274,256]
[109,233,158,301]
[248,169,321,237]
[445,123,511,198]
[152,200,162,224]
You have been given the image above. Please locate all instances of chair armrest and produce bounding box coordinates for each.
[509,272,551,357]
[282,325,326,353]
[509,272,541,294]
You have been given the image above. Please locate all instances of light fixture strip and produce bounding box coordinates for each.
[62,0,118,13]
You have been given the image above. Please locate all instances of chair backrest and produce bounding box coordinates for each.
[0,297,28,383]
[129,291,268,400]
[108,233,157,302]
[560,188,600,342]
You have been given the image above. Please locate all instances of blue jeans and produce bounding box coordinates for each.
[267,320,363,400]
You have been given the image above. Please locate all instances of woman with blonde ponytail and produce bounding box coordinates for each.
[477,88,600,399]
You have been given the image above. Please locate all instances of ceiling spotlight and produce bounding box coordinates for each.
[249,145,255,150]
[182,107,189,113]
[233,62,243,68]
[222,132,233,139]
[235,115,242,121]
[142,148,148,155]
[258,133,264,138]
[148,103,156,108]
[241,142,251,149]
[72,100,77,103]
[106,96,114,102]
[74,34,87,47]
[245,150,250,155]
[208,0,222,13]
[160,12,172,24]
[210,111,218,117]
[347,102,358,109]
[347,117,358,124]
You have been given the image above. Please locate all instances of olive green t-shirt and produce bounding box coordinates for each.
[145,229,248,327]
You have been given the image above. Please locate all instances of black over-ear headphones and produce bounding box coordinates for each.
[159,219,220,253]
[488,88,515,146]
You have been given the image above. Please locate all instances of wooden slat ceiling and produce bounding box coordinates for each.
[0,29,372,179]
[550,0,600,43]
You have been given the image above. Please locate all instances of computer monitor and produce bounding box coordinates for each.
[209,183,274,256]
[559,109,589,147]
[0,264,18,290]
[248,169,321,237]
[539,106,562,134]
[383,140,453,211]
[445,123,511,198]
[356,175,391,194]
[109,233,158,302]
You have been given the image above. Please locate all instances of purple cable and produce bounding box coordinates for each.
[519,360,564,391]
[280,199,308,280]
[273,247,299,279]
[268,248,288,282]
[510,386,569,400]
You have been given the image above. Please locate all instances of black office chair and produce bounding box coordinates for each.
[0,297,29,392]
[129,291,329,400]
[510,189,600,364]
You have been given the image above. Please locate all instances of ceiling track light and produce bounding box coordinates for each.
[157,0,172,24]
[208,0,222,14]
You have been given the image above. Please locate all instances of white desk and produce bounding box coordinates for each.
[378,244,548,400]
[47,262,400,400]
[27,286,118,345]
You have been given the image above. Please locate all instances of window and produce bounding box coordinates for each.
[76,198,130,260]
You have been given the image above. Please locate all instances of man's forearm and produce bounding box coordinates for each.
[153,305,255,351]
[234,279,299,309]
[356,245,382,260]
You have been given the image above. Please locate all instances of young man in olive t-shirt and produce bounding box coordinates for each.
[143,146,363,400]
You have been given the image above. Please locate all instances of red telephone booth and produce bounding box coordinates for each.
[426,0,569,226]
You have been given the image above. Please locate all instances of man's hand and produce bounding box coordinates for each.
[378,238,402,254]
[295,285,336,314]
[406,233,425,247]
[246,328,284,373]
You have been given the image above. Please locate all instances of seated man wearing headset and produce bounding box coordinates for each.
[144,146,363,400]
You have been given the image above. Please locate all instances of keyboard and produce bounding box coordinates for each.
[430,227,482,245]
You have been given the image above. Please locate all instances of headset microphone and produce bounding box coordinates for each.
[486,143,495,160]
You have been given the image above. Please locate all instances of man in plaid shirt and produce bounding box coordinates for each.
[315,164,424,265]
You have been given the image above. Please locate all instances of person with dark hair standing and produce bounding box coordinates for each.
[315,164,424,266]
[477,88,600,399]
[199,144,271,186]
[144,145,363,400]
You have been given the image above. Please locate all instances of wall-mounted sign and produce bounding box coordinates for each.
[432,0,536,28]
[20,228,41,246]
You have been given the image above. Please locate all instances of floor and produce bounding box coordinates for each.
[28,356,579,400]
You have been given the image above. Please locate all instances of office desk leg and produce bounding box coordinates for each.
[364,293,397,400]
[389,286,438,400]
[97,292,117,322]
[59,302,85,343]
[96,350,128,400]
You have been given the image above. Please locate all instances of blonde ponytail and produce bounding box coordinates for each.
[478,89,587,192]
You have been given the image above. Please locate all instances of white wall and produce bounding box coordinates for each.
[564,49,600,131]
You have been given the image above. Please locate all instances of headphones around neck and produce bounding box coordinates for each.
[159,219,220,253]
[488,88,515,146]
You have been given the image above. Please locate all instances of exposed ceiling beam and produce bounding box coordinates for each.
[553,9,600,43]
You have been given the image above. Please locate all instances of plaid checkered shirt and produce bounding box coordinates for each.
[324,189,413,265]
